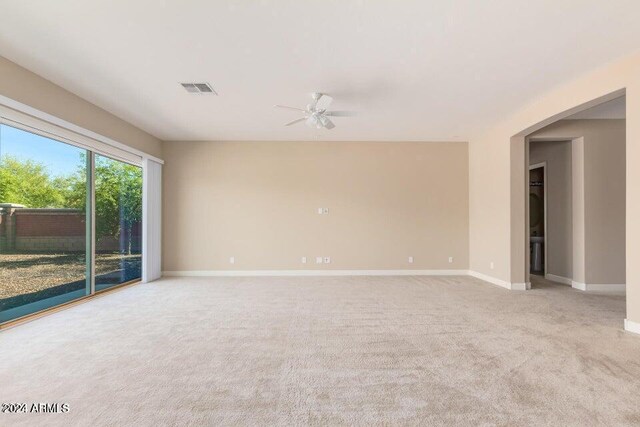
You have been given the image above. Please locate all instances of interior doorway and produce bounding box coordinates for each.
[523,95,626,293]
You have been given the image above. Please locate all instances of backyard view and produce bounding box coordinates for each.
[0,253,141,310]
[0,124,142,320]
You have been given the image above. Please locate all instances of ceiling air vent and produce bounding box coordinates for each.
[180,82,217,94]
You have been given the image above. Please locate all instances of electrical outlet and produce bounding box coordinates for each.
[229,256,235,264]
[323,257,331,264]
[408,256,414,264]
[490,262,494,270]
[301,256,307,264]
[316,257,323,264]
[317,208,324,214]
[448,257,453,263]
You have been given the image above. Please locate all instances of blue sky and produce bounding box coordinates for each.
[0,124,85,177]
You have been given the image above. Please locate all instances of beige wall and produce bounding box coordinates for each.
[162,141,469,272]
[0,56,162,158]
[469,51,640,324]
[529,120,626,285]
[529,140,573,279]
[585,125,626,285]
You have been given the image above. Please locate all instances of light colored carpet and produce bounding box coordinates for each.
[1,275,639,426]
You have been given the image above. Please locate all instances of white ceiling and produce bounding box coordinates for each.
[1,1,639,142]
[566,96,626,120]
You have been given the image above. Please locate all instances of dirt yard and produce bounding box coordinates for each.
[0,253,142,300]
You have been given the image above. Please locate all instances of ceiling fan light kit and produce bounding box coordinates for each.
[275,92,355,130]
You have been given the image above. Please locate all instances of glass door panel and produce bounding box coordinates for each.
[94,154,142,291]
[0,124,90,323]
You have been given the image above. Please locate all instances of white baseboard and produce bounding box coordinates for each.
[513,282,532,291]
[625,319,640,335]
[163,269,533,292]
[162,269,468,277]
[467,271,529,290]
[545,274,572,286]
[572,281,625,293]
[571,281,586,291]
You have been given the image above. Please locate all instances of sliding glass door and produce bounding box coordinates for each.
[0,124,143,324]
[0,124,90,322]
[94,154,142,291]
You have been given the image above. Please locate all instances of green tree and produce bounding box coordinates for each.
[0,155,64,208]
[94,156,142,254]
[53,173,86,210]
[1,154,142,255]
[56,155,143,254]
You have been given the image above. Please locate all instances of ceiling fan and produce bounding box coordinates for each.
[274,92,355,130]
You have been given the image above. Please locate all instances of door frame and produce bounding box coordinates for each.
[528,161,547,277]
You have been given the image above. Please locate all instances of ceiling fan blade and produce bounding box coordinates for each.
[274,105,306,112]
[325,110,356,117]
[284,117,307,126]
[319,116,335,130]
[315,94,333,111]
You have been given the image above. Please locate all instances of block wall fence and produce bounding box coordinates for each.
[0,204,140,252]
